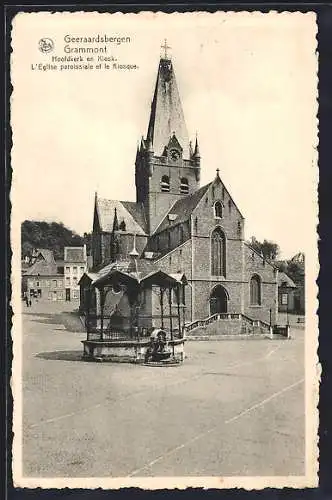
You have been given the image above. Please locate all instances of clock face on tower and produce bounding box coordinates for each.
[169,149,180,162]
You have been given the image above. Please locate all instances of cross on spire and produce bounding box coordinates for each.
[161,39,171,59]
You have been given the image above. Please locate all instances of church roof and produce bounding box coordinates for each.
[147,57,190,158]
[121,201,148,233]
[23,259,58,276]
[96,197,147,235]
[153,182,211,234]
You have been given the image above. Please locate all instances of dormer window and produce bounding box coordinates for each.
[214,201,223,219]
[161,175,170,192]
[180,177,189,194]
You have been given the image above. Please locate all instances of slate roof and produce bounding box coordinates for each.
[96,198,147,235]
[278,272,296,288]
[90,259,158,285]
[92,258,186,288]
[154,182,211,234]
[64,247,86,263]
[37,249,55,264]
[23,259,58,277]
[121,201,148,233]
[146,58,190,158]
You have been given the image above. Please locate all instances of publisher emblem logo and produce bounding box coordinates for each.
[38,38,54,54]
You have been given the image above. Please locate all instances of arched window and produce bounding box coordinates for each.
[250,274,261,305]
[161,175,170,192]
[211,228,226,276]
[180,177,189,194]
[214,201,223,218]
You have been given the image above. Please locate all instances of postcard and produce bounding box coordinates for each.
[11,10,318,489]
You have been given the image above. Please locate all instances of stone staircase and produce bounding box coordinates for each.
[183,313,272,340]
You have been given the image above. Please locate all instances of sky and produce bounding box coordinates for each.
[11,11,318,259]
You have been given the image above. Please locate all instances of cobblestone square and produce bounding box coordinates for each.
[22,301,305,478]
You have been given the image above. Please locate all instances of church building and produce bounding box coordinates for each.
[81,49,279,335]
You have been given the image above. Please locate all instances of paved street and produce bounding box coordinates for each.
[22,301,305,478]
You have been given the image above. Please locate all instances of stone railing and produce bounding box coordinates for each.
[183,312,270,335]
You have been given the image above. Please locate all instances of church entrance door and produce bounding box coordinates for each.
[210,286,228,315]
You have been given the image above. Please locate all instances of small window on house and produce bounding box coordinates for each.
[73,266,77,273]
[65,266,70,273]
[58,280,63,288]
[36,281,40,287]
[250,274,261,306]
[80,266,84,273]
[52,280,57,287]
[73,277,77,285]
[214,201,223,218]
[65,277,70,285]
[161,175,170,192]
[180,177,189,194]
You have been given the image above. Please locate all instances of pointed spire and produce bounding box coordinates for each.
[193,135,200,158]
[146,56,190,158]
[112,207,119,232]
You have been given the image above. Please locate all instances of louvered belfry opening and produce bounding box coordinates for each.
[180,177,189,194]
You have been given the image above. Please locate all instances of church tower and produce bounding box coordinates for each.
[135,43,201,233]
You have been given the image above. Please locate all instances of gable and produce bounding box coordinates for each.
[191,176,245,239]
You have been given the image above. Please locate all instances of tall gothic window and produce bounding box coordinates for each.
[250,274,261,305]
[161,175,170,192]
[180,177,189,194]
[214,201,223,218]
[211,228,226,276]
